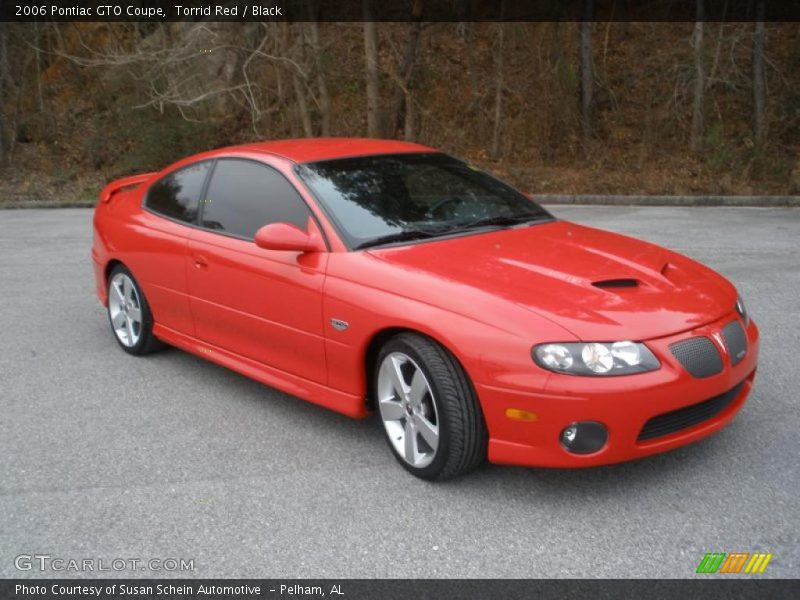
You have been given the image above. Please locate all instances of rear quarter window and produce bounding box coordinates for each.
[145,161,211,223]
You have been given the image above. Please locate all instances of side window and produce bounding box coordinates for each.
[200,159,311,239]
[145,161,210,223]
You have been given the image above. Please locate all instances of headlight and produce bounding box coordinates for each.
[735,294,749,327]
[533,341,660,376]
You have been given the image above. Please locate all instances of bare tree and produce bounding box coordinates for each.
[463,23,479,107]
[291,25,313,137]
[0,24,6,164]
[690,0,705,153]
[752,0,767,151]
[305,17,331,136]
[579,0,594,154]
[706,1,728,89]
[363,0,382,138]
[44,22,313,138]
[490,22,505,159]
[387,0,424,139]
[33,21,44,113]
[404,92,416,141]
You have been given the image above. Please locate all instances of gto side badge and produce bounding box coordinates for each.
[330,318,349,331]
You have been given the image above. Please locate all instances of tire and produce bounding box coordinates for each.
[106,264,163,356]
[374,332,487,481]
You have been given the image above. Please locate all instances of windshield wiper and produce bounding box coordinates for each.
[355,214,551,250]
[455,213,551,230]
[355,228,453,250]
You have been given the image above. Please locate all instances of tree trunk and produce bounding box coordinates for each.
[690,1,704,153]
[292,26,313,137]
[34,21,44,113]
[707,1,728,89]
[490,23,505,160]
[404,95,415,141]
[579,1,594,155]
[388,0,424,138]
[363,1,382,138]
[306,19,331,136]
[465,23,479,106]
[275,23,286,106]
[292,75,314,138]
[0,24,7,164]
[753,0,767,151]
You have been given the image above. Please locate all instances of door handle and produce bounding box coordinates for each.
[192,254,209,269]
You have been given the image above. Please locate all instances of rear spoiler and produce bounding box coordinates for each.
[99,172,156,204]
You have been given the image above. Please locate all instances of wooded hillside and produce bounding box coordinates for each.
[0,19,798,203]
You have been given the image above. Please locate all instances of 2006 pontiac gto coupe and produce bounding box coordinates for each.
[92,138,759,480]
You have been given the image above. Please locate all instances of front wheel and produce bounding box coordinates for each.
[375,333,487,481]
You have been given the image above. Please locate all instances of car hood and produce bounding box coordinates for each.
[366,220,737,341]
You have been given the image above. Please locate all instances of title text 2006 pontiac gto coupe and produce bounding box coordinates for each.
[92,138,759,480]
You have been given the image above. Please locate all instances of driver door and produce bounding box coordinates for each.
[186,158,329,384]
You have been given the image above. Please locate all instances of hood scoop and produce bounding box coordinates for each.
[592,278,639,289]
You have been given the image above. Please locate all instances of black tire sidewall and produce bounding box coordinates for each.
[375,336,455,481]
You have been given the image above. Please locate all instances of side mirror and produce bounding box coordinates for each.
[254,222,325,253]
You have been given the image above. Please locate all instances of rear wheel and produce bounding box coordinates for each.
[107,265,162,355]
[375,333,487,481]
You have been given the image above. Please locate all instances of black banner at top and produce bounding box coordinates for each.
[3,0,800,22]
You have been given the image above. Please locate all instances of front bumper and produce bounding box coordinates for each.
[480,311,759,468]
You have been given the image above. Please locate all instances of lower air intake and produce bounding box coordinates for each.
[638,381,745,442]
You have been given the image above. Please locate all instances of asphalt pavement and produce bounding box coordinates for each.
[0,206,798,578]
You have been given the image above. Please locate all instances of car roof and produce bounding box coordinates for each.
[218,137,436,164]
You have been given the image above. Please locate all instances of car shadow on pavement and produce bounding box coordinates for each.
[129,337,746,499]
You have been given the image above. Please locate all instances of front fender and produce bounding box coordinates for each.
[321,272,569,401]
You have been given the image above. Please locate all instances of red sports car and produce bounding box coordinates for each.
[92,138,759,480]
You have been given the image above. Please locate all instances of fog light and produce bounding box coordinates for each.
[560,421,608,454]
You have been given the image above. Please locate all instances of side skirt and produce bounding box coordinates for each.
[153,323,369,419]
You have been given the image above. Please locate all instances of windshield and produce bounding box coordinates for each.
[295,153,553,249]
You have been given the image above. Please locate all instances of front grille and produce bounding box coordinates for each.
[722,320,748,366]
[670,336,723,378]
[637,381,745,442]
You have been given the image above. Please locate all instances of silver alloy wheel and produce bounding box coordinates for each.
[108,273,143,347]
[377,352,440,469]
